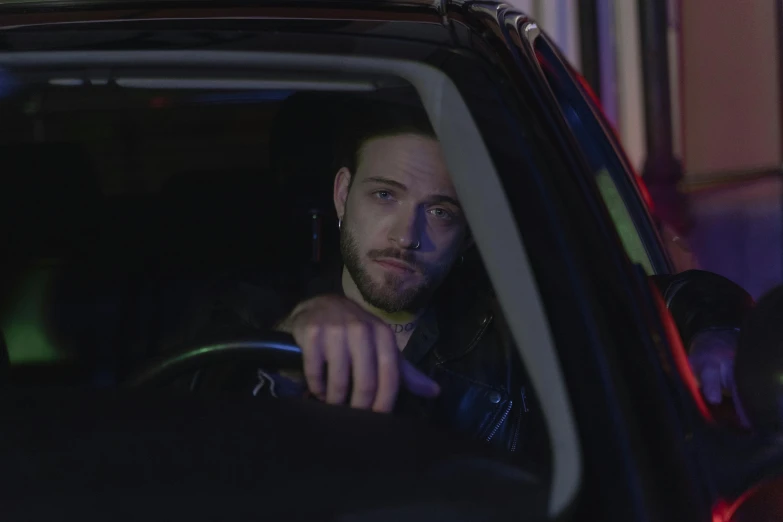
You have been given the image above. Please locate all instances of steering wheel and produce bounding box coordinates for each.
[127,332,302,388]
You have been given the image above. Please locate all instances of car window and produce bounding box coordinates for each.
[532,38,669,276]
[0,48,591,512]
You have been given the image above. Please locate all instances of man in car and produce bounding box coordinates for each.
[267,100,750,447]
[196,99,752,456]
[244,101,540,458]
[278,109,470,411]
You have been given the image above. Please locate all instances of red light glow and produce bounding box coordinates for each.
[711,484,764,522]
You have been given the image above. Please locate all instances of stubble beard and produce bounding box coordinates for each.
[340,219,449,314]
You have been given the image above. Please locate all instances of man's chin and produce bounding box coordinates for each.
[380,274,424,295]
[365,294,416,314]
[361,281,427,314]
[349,262,431,311]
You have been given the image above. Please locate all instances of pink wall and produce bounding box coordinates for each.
[681,0,781,179]
[681,1,783,296]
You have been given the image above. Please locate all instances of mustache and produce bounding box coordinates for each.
[367,248,419,267]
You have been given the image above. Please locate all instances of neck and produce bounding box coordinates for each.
[341,267,424,334]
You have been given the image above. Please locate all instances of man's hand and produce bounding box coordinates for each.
[283,295,440,412]
[688,329,740,404]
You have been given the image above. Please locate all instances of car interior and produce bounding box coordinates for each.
[0,78,376,383]
[0,64,524,380]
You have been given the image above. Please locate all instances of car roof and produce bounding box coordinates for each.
[0,0,471,33]
[0,0,491,53]
[1,0,441,5]
[0,0,450,16]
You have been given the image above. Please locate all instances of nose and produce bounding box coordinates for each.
[389,206,422,250]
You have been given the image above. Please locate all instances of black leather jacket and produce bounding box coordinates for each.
[395,268,754,463]
[398,287,541,462]
[179,267,753,467]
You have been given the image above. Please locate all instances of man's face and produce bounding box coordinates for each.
[334,133,468,313]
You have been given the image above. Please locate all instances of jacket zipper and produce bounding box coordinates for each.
[485,400,513,443]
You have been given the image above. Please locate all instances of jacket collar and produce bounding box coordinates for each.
[433,293,494,363]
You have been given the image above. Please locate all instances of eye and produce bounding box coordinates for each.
[373,190,394,200]
[429,207,453,220]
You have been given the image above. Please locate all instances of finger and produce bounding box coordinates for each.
[348,324,377,410]
[371,327,400,413]
[699,364,723,404]
[325,326,351,405]
[298,325,326,400]
[400,360,440,398]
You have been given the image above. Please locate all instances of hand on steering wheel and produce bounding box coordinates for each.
[128,295,441,414]
[285,295,440,412]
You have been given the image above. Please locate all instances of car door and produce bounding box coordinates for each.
[490,14,783,522]
[459,5,721,521]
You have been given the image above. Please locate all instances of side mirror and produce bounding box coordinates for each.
[735,285,783,433]
[656,269,754,349]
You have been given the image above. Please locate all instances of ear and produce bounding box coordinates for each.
[333,167,352,220]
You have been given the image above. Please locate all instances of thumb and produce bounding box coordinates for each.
[400,360,440,398]
[700,364,723,404]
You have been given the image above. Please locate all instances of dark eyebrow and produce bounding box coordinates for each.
[363,176,407,191]
[429,194,462,209]
[363,176,462,210]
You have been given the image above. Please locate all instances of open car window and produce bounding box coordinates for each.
[0,51,581,516]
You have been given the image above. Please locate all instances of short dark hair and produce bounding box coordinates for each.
[335,100,436,181]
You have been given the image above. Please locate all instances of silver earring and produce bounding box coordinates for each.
[412,240,421,249]
[338,218,342,230]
